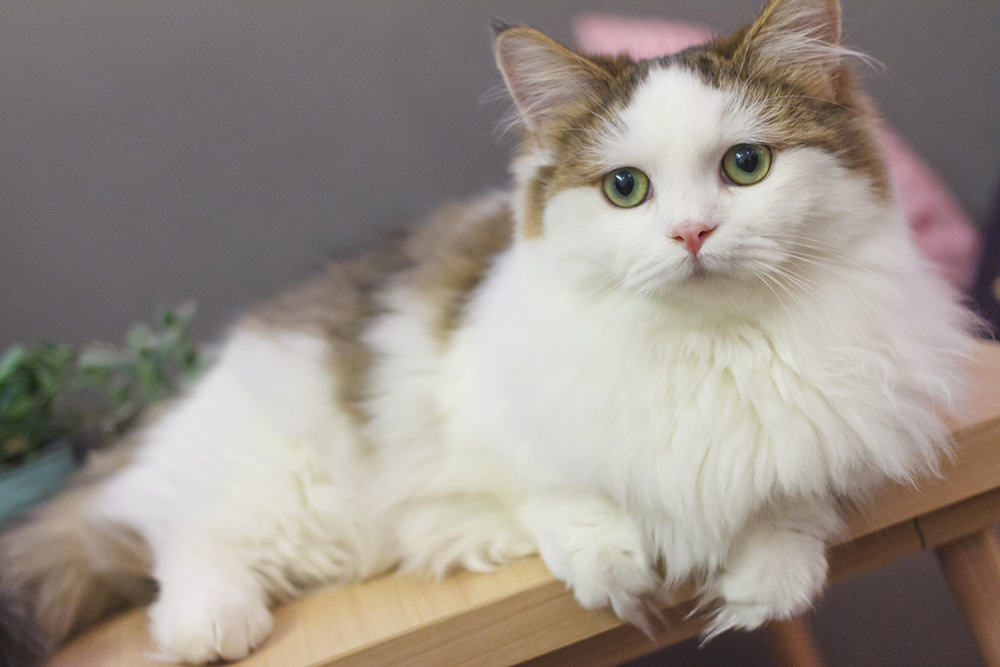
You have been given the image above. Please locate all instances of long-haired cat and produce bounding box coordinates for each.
[0,0,971,663]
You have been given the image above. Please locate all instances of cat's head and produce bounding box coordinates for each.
[495,0,892,305]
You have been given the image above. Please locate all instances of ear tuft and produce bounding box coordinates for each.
[493,27,609,135]
[753,0,842,48]
[741,0,848,97]
[490,18,516,39]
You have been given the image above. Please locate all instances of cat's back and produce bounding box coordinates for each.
[242,191,516,427]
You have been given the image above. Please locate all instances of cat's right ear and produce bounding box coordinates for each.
[493,23,608,135]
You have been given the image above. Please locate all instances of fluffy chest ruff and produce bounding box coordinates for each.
[445,240,961,571]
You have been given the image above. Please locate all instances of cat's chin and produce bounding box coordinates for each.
[665,256,740,289]
[635,267,743,303]
[686,259,713,281]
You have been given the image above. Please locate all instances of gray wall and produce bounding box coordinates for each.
[2,0,998,347]
[2,2,998,666]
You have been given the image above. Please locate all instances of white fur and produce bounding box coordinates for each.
[83,59,969,661]
[92,328,393,662]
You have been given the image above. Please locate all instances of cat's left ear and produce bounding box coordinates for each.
[493,23,611,136]
[737,0,848,100]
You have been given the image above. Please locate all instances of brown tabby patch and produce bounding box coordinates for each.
[252,195,514,425]
[669,40,890,199]
[0,436,155,650]
[252,240,411,427]
[494,25,650,238]
[517,54,650,238]
[403,194,515,337]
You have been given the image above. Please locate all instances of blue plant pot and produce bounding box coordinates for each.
[0,445,75,523]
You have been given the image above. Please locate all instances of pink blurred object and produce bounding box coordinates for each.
[574,14,980,291]
[575,14,714,59]
[878,129,980,292]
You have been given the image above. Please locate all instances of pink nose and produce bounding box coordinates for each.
[670,223,716,255]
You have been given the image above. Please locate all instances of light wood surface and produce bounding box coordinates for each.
[50,340,1000,667]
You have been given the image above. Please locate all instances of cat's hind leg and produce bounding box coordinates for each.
[148,553,273,664]
[92,326,376,662]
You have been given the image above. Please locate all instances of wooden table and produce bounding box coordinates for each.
[52,340,1000,667]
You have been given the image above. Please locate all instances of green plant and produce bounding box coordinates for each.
[0,343,75,465]
[0,304,208,470]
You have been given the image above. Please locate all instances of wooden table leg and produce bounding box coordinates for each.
[935,528,1000,667]
[763,616,825,667]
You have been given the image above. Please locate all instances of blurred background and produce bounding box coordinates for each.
[2,1,998,665]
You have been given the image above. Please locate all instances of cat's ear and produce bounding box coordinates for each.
[493,23,609,135]
[739,0,848,99]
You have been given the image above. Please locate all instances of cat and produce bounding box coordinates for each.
[0,0,973,664]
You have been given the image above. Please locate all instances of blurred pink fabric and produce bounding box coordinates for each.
[574,14,980,291]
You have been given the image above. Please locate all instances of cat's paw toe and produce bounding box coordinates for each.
[612,591,669,641]
[462,523,538,573]
[541,524,661,628]
[569,543,659,611]
[704,529,827,639]
[700,599,774,641]
[149,573,273,663]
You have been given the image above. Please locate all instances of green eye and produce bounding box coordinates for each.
[602,167,650,208]
[722,143,772,186]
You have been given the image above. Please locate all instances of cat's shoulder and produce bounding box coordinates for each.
[249,191,514,338]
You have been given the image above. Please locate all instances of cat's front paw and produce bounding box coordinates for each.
[537,514,662,634]
[149,564,274,664]
[704,527,828,639]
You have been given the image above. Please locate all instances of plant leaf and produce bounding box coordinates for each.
[0,345,27,382]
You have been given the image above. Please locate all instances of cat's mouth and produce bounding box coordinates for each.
[631,253,736,295]
[684,254,715,281]
[676,253,741,286]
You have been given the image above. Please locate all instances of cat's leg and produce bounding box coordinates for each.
[148,549,273,664]
[91,326,375,662]
[704,496,841,638]
[396,494,537,577]
[517,492,663,634]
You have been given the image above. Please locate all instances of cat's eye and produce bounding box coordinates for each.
[722,143,772,186]
[602,167,650,208]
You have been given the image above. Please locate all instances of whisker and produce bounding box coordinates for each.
[755,272,793,321]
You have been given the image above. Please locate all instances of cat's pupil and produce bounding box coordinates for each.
[614,171,635,196]
[734,147,759,173]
